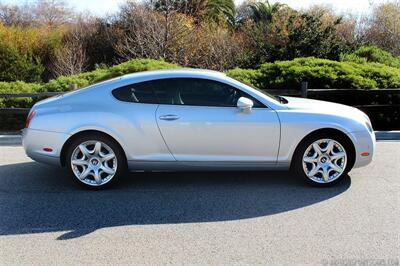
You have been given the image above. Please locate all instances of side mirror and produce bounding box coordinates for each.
[237,97,254,111]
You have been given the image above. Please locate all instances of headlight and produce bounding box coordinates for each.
[365,120,373,133]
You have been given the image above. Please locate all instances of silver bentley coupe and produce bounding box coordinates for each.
[22,69,375,188]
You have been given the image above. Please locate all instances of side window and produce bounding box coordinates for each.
[154,78,265,107]
[112,81,158,104]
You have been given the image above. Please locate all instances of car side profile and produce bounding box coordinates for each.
[22,69,375,188]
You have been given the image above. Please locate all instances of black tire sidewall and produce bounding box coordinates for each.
[292,134,352,187]
[65,134,127,189]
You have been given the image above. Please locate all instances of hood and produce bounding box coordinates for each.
[282,96,370,122]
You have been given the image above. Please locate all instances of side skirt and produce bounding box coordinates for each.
[127,160,290,172]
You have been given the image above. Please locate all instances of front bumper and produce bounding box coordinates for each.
[22,128,70,166]
[347,130,376,168]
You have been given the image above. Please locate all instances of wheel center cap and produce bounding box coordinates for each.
[91,158,99,166]
[320,156,328,163]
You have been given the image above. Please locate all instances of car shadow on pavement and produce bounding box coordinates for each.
[0,162,351,240]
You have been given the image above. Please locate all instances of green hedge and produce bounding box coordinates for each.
[42,59,180,92]
[0,58,179,108]
[227,57,400,90]
[0,59,179,130]
[2,57,400,96]
[340,46,400,69]
[2,57,400,130]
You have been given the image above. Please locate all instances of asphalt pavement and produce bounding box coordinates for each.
[0,143,399,265]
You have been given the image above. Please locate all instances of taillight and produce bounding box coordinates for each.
[25,111,36,128]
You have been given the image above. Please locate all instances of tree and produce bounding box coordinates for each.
[361,1,400,56]
[153,0,235,25]
[284,13,348,60]
[185,23,244,70]
[50,22,88,77]
[0,42,44,82]
[0,3,34,26]
[249,0,283,23]
[206,0,235,24]
[32,0,73,27]
[0,0,73,27]
[114,2,192,63]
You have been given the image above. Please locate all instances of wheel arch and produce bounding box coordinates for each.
[60,129,127,167]
[290,128,356,170]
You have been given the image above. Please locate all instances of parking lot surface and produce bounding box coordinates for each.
[0,143,399,265]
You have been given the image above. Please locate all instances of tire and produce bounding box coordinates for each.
[65,133,127,189]
[292,133,354,187]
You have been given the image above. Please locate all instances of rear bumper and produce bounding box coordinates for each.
[22,128,70,166]
[348,130,375,168]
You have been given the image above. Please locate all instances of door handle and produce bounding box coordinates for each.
[159,114,180,121]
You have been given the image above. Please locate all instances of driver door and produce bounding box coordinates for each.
[153,78,280,162]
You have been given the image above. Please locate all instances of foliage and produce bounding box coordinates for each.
[227,57,400,90]
[1,57,400,130]
[0,81,41,115]
[360,1,400,56]
[0,43,44,83]
[0,59,179,94]
[340,46,400,68]
[0,22,63,82]
[1,0,400,81]
[0,24,46,82]
[225,68,261,87]
[249,0,284,23]
[239,6,352,67]
[153,0,235,25]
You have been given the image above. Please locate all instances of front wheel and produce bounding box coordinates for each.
[66,134,127,189]
[292,135,353,186]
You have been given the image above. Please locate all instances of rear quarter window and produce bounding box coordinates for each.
[112,82,158,104]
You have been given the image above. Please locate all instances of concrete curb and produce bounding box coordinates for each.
[0,134,22,146]
[1,131,399,146]
[374,131,400,141]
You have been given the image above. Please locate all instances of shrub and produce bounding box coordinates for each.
[42,76,90,92]
[0,43,44,83]
[229,57,400,90]
[226,68,262,87]
[0,81,43,130]
[340,46,400,68]
[43,59,180,92]
[95,59,179,82]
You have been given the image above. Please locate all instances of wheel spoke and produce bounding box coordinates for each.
[93,169,102,184]
[101,153,115,162]
[79,144,91,158]
[303,156,318,163]
[79,167,91,180]
[312,143,322,156]
[72,159,88,166]
[324,140,335,154]
[331,152,345,161]
[322,166,330,182]
[94,142,102,156]
[101,165,115,175]
[308,164,320,177]
[329,162,343,173]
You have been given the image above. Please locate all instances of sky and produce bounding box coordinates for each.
[0,0,386,16]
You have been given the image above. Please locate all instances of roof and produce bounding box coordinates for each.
[120,68,227,81]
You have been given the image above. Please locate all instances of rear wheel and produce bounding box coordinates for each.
[292,134,353,186]
[66,134,126,189]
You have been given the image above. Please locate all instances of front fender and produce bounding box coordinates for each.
[276,110,368,163]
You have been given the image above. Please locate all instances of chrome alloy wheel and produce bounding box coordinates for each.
[71,141,117,186]
[302,139,347,183]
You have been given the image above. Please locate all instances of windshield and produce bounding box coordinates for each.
[229,77,286,103]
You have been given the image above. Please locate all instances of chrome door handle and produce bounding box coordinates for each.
[159,114,180,121]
